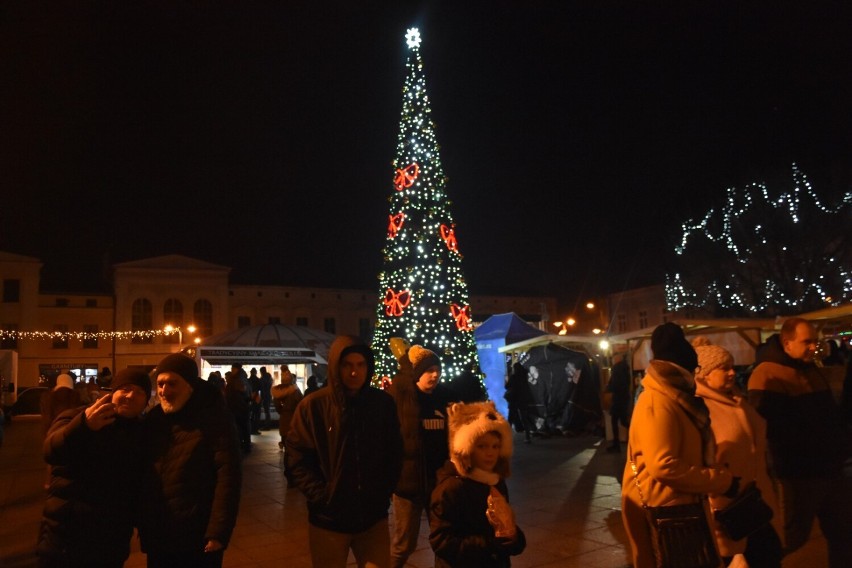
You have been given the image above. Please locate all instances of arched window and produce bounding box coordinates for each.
[163,299,183,344]
[132,298,153,344]
[194,299,213,337]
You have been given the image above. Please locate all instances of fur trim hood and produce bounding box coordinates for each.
[448,401,513,478]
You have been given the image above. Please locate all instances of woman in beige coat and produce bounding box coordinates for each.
[694,343,783,567]
[622,323,736,568]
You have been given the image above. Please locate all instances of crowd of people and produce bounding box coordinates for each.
[28,316,851,568]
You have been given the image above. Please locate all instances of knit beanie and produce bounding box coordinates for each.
[651,322,698,371]
[448,401,513,478]
[112,368,153,401]
[408,345,441,379]
[154,353,198,385]
[694,345,734,382]
[55,373,74,391]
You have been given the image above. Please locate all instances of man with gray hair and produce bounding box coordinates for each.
[139,353,242,568]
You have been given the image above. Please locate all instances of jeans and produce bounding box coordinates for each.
[390,494,430,568]
[308,518,390,568]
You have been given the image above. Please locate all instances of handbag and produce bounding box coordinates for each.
[630,459,722,568]
[714,481,773,541]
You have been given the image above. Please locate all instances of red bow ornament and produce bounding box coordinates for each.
[393,163,419,191]
[450,304,473,331]
[387,212,405,238]
[384,288,411,317]
[440,224,458,252]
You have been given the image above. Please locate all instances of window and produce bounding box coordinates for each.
[268,316,280,325]
[194,299,213,337]
[55,298,69,307]
[617,314,627,333]
[237,316,251,328]
[296,317,308,327]
[1,323,18,349]
[53,324,69,349]
[163,299,183,343]
[639,310,648,329]
[358,318,372,340]
[83,324,98,349]
[3,279,20,303]
[131,298,153,344]
[324,318,336,334]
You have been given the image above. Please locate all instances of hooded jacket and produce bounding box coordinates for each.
[285,335,403,533]
[695,380,783,556]
[430,460,526,568]
[139,379,242,555]
[622,360,733,568]
[38,407,144,565]
[748,333,847,478]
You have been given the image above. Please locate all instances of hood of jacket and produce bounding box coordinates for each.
[326,335,376,399]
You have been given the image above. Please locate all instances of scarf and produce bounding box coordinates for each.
[648,360,717,466]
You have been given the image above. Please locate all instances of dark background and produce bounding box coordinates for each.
[2,2,851,314]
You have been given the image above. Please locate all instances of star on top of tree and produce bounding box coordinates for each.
[405,28,421,50]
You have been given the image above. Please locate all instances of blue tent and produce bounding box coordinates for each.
[474,313,547,416]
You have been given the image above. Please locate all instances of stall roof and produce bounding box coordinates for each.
[192,324,335,365]
[499,303,852,356]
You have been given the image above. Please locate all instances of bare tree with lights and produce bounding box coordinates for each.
[666,164,852,317]
[371,28,480,384]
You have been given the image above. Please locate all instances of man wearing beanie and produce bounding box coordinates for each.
[139,353,242,568]
[388,345,455,568]
[286,335,402,567]
[38,368,151,567]
[748,317,852,566]
[621,323,736,568]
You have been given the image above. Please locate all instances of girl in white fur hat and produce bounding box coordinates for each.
[429,401,526,567]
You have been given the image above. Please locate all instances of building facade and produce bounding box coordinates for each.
[1,253,557,392]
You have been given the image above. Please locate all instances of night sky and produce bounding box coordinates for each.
[3,2,851,312]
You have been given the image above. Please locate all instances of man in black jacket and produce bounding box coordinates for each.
[748,317,852,567]
[38,368,151,568]
[140,354,242,568]
[286,335,403,568]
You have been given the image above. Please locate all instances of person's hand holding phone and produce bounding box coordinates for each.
[84,393,116,431]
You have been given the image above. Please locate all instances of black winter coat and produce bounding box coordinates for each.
[430,461,526,568]
[286,335,403,533]
[139,380,242,555]
[38,408,144,566]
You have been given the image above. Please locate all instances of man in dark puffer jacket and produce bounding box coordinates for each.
[38,368,151,568]
[749,317,852,567]
[139,354,242,568]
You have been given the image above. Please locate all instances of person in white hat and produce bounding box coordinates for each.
[430,401,526,567]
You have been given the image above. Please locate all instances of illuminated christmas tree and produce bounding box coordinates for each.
[666,164,852,317]
[371,28,480,383]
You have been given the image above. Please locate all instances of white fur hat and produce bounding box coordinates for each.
[55,373,74,391]
[448,401,513,478]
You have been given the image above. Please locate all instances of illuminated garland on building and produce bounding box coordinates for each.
[371,28,481,383]
[0,328,182,341]
[666,164,852,315]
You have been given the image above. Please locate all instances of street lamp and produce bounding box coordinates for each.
[553,318,576,335]
[164,324,197,351]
